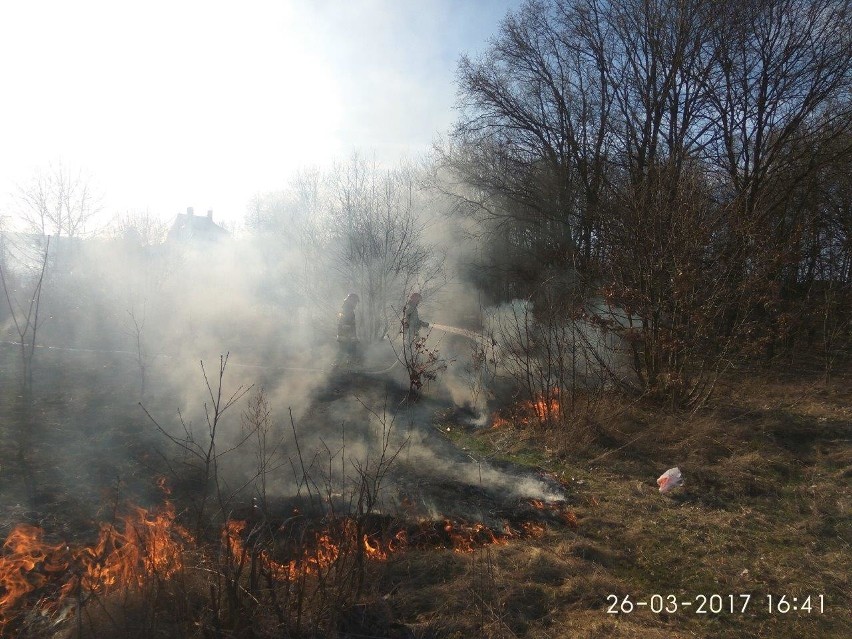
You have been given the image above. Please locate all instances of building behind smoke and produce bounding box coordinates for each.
[166,207,229,243]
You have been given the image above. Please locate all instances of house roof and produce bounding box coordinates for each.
[167,210,228,243]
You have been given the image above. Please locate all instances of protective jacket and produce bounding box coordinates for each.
[337,307,357,342]
[403,303,428,338]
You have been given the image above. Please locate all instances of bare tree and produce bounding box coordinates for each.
[449,0,621,273]
[245,169,334,342]
[328,154,444,342]
[447,0,852,400]
[0,236,50,394]
[705,0,852,219]
[16,162,102,238]
[143,354,253,536]
[248,156,445,347]
[700,0,852,358]
[109,209,169,246]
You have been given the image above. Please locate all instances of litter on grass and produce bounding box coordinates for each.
[657,467,684,493]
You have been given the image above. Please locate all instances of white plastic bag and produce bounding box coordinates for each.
[657,467,683,493]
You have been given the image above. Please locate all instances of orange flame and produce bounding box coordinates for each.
[531,389,561,423]
[1,497,570,631]
[0,500,191,631]
[521,521,547,538]
[0,524,69,627]
[443,520,509,553]
[363,529,408,560]
[363,534,386,560]
[223,519,344,582]
[491,388,561,428]
[76,501,192,592]
[526,499,578,529]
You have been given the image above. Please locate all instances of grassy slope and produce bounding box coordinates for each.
[1,347,849,638]
[384,373,851,638]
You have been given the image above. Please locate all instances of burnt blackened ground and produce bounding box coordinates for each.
[288,365,575,525]
[1,344,570,543]
[7,345,847,638]
[0,349,174,541]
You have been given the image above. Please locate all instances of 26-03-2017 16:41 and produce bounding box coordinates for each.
[606,593,826,615]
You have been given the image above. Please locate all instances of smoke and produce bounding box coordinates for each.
[0,165,594,532]
[483,297,628,396]
[0,225,350,525]
[400,426,565,502]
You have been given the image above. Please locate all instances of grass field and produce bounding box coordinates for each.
[1,346,849,638]
[424,372,852,638]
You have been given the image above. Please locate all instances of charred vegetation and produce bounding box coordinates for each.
[2,0,851,636]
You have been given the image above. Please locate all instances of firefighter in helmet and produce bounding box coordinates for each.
[336,293,360,365]
[403,292,429,345]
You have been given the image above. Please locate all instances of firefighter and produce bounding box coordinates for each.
[336,293,360,366]
[403,292,429,345]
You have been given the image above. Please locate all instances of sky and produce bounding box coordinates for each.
[0,0,522,230]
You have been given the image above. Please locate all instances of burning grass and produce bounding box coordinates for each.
[0,499,192,633]
[490,388,562,430]
[0,497,578,636]
[3,350,849,638]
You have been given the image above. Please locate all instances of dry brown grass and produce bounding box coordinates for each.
[431,370,851,638]
[2,349,850,638]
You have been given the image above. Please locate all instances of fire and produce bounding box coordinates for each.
[1,494,575,631]
[490,414,512,429]
[0,500,191,631]
[363,529,408,560]
[0,524,69,626]
[531,388,561,423]
[443,520,509,553]
[527,498,578,528]
[222,516,521,576]
[490,388,561,428]
[521,521,547,538]
[156,475,171,495]
[363,534,386,559]
[76,501,192,592]
[223,520,417,579]
[223,519,343,581]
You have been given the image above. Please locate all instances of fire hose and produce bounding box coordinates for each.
[429,323,481,341]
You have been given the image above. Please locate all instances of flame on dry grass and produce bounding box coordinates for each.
[1,494,575,631]
[76,501,192,592]
[363,530,407,560]
[491,388,562,428]
[222,515,530,576]
[520,521,547,538]
[223,519,345,582]
[0,500,191,630]
[442,520,509,553]
[527,498,578,528]
[0,525,68,619]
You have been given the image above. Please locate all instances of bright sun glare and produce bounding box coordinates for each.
[0,1,344,226]
[0,0,517,228]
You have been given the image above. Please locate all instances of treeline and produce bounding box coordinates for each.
[440,0,852,403]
